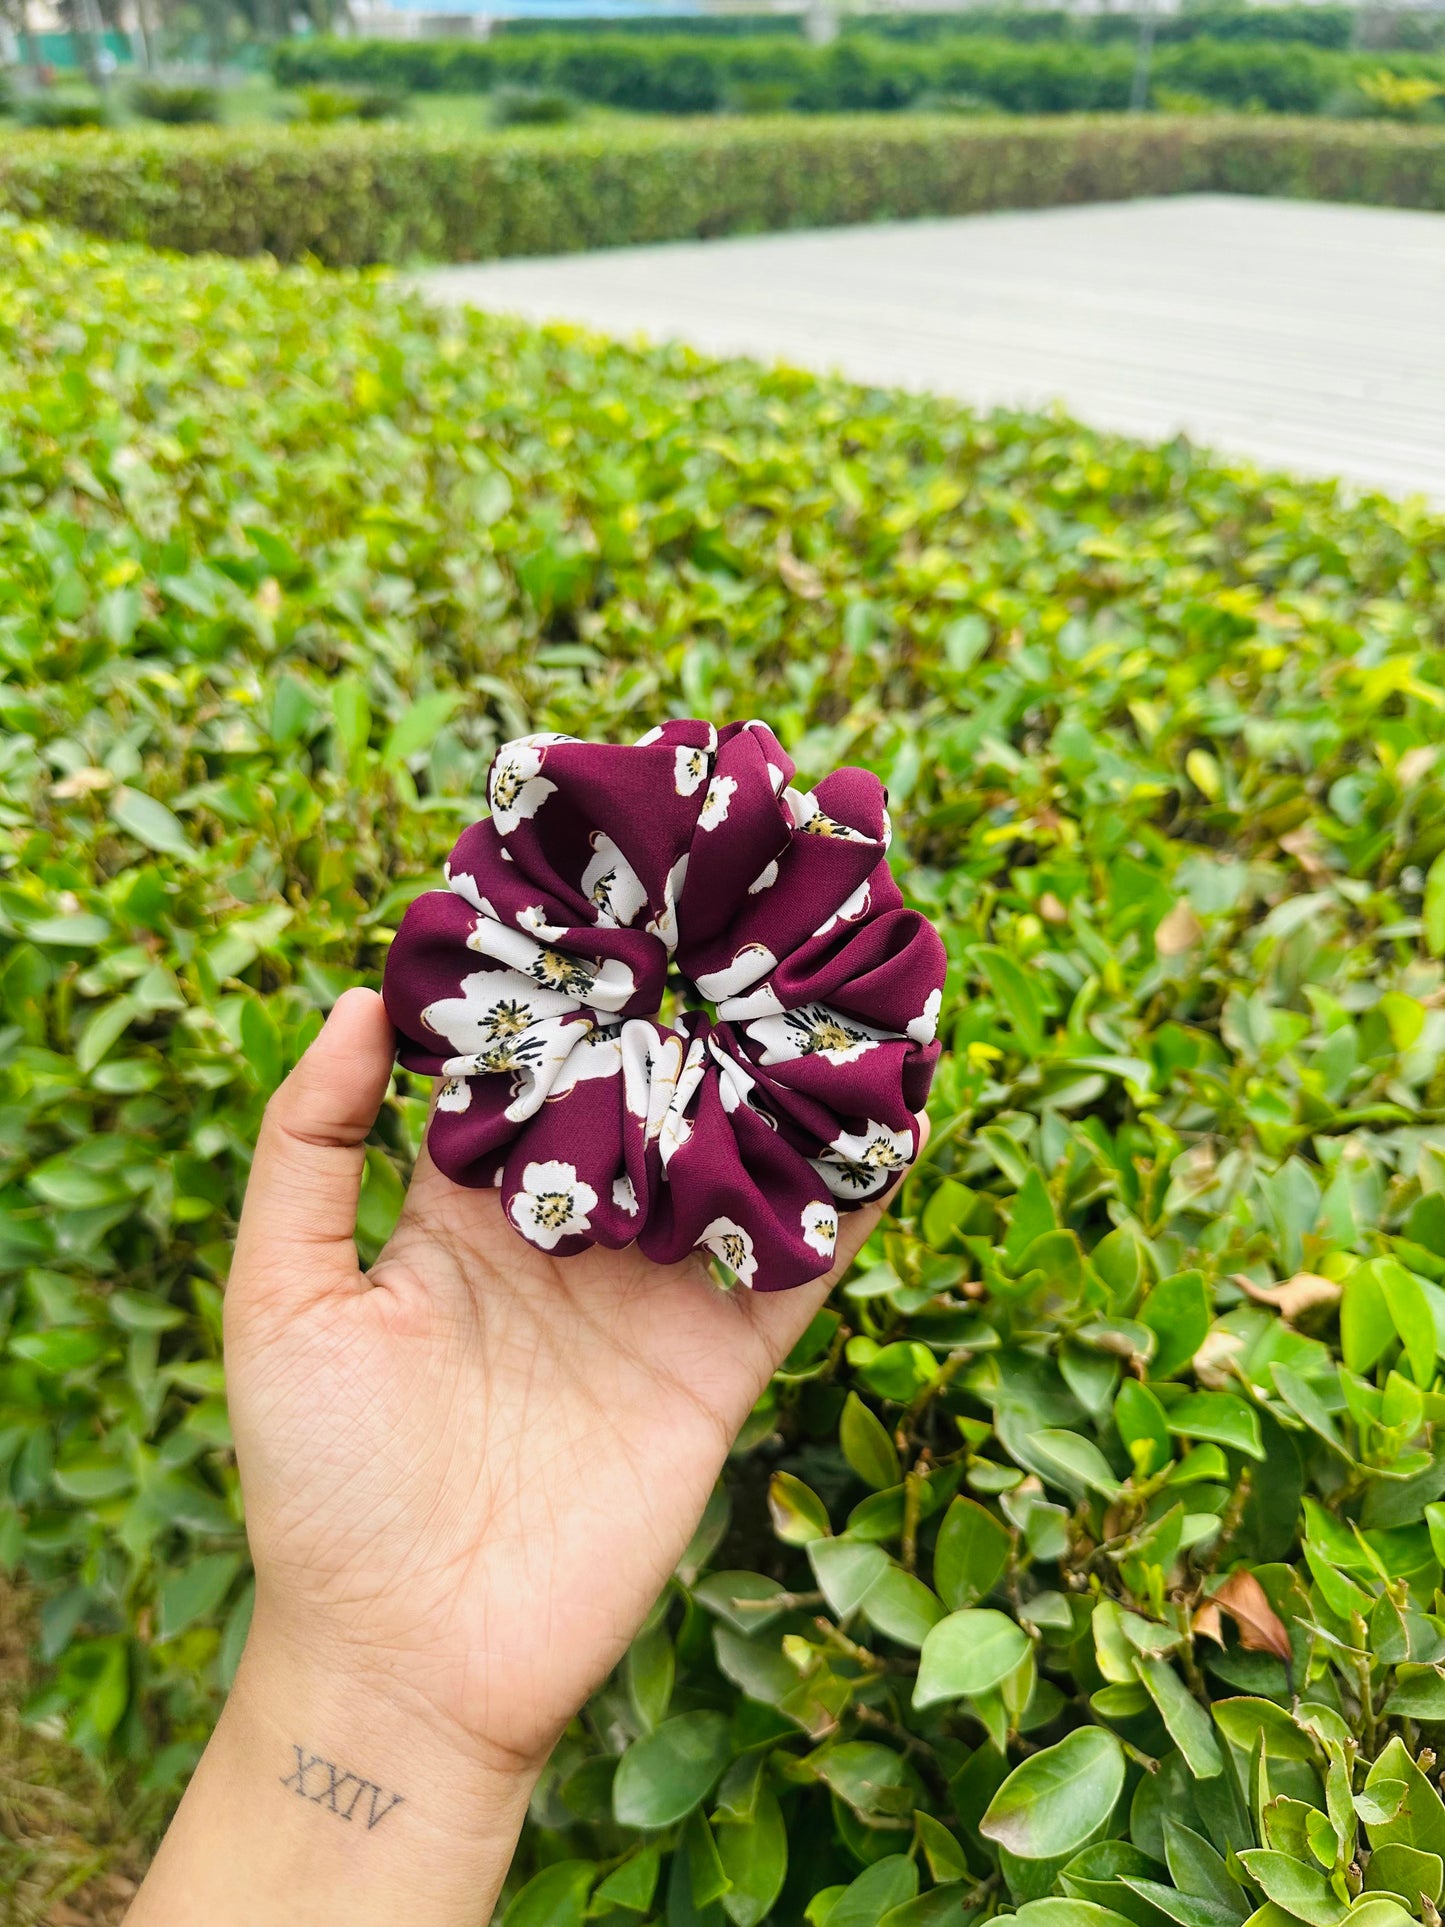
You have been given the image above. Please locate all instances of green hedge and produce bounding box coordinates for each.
[4,212,1445,1920]
[270,31,1445,115]
[494,6,1444,50]
[1,117,1444,268]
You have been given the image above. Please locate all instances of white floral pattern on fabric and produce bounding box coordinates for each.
[548,1026,624,1098]
[784,785,871,843]
[699,774,737,832]
[581,832,649,929]
[813,879,871,940]
[698,1215,758,1288]
[674,745,709,797]
[716,981,784,1023]
[811,1120,914,1199]
[801,1199,838,1258]
[489,735,568,835]
[658,1036,707,1170]
[437,1077,472,1113]
[516,904,567,942]
[694,943,778,1002]
[709,1038,761,1117]
[746,1002,889,1067]
[622,1024,684,1131]
[748,859,779,896]
[613,1174,640,1216]
[509,1160,598,1249]
[422,967,579,1063]
[908,986,942,1046]
[444,865,498,918]
[468,915,637,1014]
[646,854,689,953]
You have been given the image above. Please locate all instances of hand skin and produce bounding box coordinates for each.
[126,988,921,1925]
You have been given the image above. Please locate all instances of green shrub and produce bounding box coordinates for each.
[269,30,1445,118]
[4,211,1445,1914]
[20,91,109,131]
[487,82,577,127]
[292,81,406,124]
[129,80,220,125]
[0,117,1441,267]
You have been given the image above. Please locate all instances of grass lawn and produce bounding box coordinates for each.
[0,1581,150,1926]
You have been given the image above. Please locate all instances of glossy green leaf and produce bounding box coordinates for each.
[981,1727,1125,1859]
[613,1713,730,1830]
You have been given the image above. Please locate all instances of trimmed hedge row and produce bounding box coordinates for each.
[493,5,1444,49]
[0,117,1442,268]
[270,32,1445,116]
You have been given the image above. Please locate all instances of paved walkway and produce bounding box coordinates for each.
[418,194,1445,502]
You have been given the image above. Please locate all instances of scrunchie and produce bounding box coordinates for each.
[381,720,946,1291]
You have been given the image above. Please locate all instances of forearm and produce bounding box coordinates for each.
[126,1634,537,1927]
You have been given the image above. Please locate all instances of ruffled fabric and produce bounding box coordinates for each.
[381,720,946,1291]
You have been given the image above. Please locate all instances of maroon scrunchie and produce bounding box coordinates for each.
[381,720,946,1291]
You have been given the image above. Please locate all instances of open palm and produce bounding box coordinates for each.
[224,988,902,1778]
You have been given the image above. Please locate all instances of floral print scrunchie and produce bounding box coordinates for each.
[381,719,947,1292]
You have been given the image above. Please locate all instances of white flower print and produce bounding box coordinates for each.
[709,1039,758,1116]
[801,1200,838,1258]
[716,981,784,1023]
[673,744,709,797]
[468,915,636,1014]
[437,1076,472,1113]
[698,1216,758,1289]
[517,903,567,942]
[747,860,779,896]
[581,832,648,929]
[908,986,942,1046]
[489,736,565,836]
[811,1120,915,1199]
[508,1160,598,1250]
[766,762,788,796]
[424,967,591,1123]
[658,1036,707,1170]
[444,866,497,918]
[622,1024,683,1129]
[613,1174,640,1217]
[422,967,578,1063]
[646,854,688,953]
[813,879,871,940]
[699,774,737,832]
[635,724,665,746]
[694,943,778,1002]
[746,1002,888,1067]
[548,1025,624,1099]
[784,785,871,842]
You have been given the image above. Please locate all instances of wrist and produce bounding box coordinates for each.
[127,1616,538,1927]
[233,1603,546,1808]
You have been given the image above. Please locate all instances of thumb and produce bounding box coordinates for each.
[230,987,396,1301]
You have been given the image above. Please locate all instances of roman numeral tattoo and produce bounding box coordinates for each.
[280,1744,405,1831]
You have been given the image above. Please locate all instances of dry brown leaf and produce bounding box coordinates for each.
[1192,1601,1225,1647]
[1235,1270,1340,1322]
[1155,901,1204,955]
[50,766,112,801]
[1398,745,1438,788]
[775,538,825,600]
[1214,1569,1292,1664]
[1193,1328,1246,1388]
[1279,825,1332,886]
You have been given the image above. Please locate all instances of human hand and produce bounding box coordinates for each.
[129,988,917,1925]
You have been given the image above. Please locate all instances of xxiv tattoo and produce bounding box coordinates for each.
[280,1743,405,1831]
